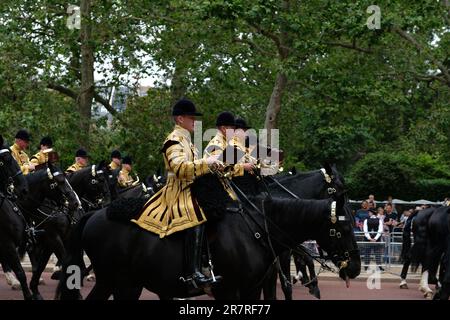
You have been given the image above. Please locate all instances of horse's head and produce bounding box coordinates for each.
[88,161,111,207]
[69,162,111,209]
[45,163,81,211]
[319,163,346,199]
[272,164,345,200]
[315,192,361,283]
[0,135,29,196]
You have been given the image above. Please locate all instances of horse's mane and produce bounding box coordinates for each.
[106,197,148,221]
[273,170,321,183]
[263,197,331,222]
[232,172,264,196]
[68,166,92,185]
[191,173,236,220]
[26,169,47,185]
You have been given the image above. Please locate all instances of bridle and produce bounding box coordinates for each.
[265,168,356,270]
[324,201,359,271]
[320,168,338,196]
[46,167,81,211]
[0,148,23,196]
[80,165,108,209]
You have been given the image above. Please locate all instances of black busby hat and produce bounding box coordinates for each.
[172,98,202,116]
[235,118,251,130]
[111,149,121,159]
[122,155,132,165]
[216,111,236,127]
[15,129,31,142]
[75,148,89,158]
[40,136,53,147]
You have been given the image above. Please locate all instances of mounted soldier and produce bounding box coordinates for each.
[229,117,257,167]
[132,98,222,289]
[109,149,122,171]
[30,136,58,170]
[66,148,89,174]
[10,129,35,175]
[117,156,137,188]
[231,117,283,176]
[204,112,254,178]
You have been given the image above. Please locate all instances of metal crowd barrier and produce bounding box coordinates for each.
[300,231,412,271]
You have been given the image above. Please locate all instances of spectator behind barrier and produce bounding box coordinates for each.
[367,194,377,209]
[384,203,398,233]
[355,200,370,231]
[363,209,384,271]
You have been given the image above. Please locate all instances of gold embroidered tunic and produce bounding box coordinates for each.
[117,167,135,188]
[132,125,210,238]
[109,160,120,171]
[204,131,245,177]
[10,143,32,175]
[65,162,86,174]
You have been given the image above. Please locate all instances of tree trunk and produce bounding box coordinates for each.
[79,0,94,148]
[264,72,287,132]
[263,0,291,138]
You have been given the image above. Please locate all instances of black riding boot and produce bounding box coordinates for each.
[185,224,215,288]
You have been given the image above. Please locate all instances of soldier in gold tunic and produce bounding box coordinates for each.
[10,129,35,175]
[109,149,121,171]
[66,148,89,174]
[117,156,135,188]
[229,118,257,166]
[204,112,254,178]
[132,98,221,288]
[30,136,53,168]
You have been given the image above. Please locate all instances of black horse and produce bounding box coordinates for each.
[408,206,440,298]
[0,136,33,299]
[410,206,450,299]
[257,164,346,300]
[434,210,450,300]
[56,173,360,300]
[67,162,112,211]
[14,163,82,300]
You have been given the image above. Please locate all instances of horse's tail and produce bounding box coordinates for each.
[410,209,434,272]
[55,211,95,300]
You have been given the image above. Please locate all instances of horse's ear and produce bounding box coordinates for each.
[323,162,333,176]
[157,167,162,177]
[0,134,4,146]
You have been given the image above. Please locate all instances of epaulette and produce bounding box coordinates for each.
[161,131,184,153]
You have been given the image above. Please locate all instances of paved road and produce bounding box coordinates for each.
[0,272,428,300]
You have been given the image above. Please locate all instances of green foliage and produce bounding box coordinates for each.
[0,0,449,201]
[347,151,450,201]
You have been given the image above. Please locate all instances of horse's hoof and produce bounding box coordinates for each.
[32,293,44,300]
[5,272,17,286]
[311,287,321,299]
[424,291,434,299]
[399,280,408,289]
[86,274,96,282]
[11,281,21,290]
[39,277,45,285]
[419,286,432,294]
